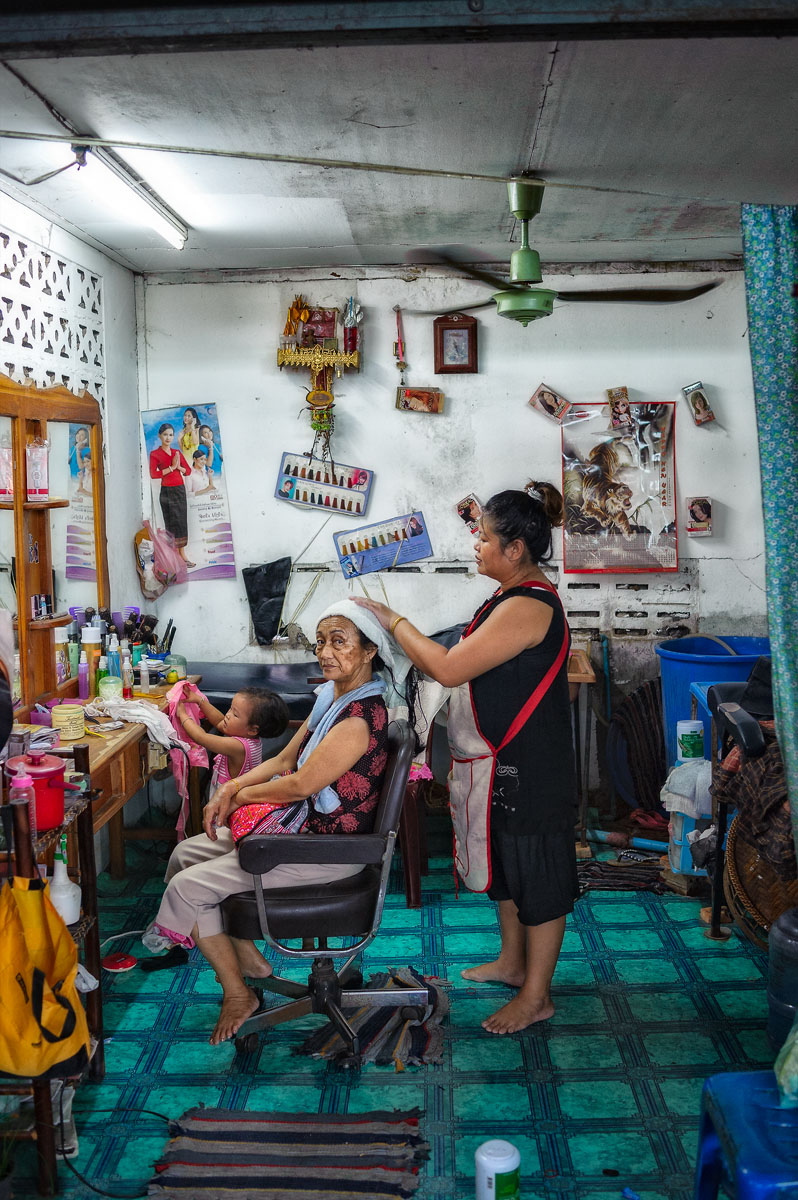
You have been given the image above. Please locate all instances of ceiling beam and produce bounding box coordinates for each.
[2,0,797,59]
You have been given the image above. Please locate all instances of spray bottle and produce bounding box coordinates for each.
[49,833,82,925]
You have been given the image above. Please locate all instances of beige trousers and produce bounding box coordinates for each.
[155,827,363,940]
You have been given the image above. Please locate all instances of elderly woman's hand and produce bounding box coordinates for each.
[203,781,241,840]
[351,596,396,632]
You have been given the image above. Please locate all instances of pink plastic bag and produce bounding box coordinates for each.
[147,519,188,588]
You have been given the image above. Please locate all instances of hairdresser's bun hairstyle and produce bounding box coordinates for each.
[482,482,565,564]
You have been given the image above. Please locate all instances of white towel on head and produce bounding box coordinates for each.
[314,599,415,699]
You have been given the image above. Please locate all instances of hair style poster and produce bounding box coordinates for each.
[561,403,677,573]
[141,403,235,580]
[66,423,96,581]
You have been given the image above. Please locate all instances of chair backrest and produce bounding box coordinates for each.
[371,720,415,838]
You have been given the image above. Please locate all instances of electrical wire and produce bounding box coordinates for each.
[58,1086,173,1199]
[0,125,740,205]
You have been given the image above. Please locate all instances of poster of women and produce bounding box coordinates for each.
[141,403,235,580]
[66,423,96,580]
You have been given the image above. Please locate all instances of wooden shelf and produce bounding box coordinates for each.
[0,499,12,509]
[26,612,73,630]
[23,497,69,509]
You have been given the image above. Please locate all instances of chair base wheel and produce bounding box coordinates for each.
[399,1004,426,1021]
[338,1052,362,1069]
[235,1032,259,1054]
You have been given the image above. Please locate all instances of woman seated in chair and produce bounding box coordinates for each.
[151,602,419,1045]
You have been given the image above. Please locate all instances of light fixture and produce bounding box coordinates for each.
[72,143,188,250]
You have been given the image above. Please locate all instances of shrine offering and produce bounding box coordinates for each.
[275,452,373,516]
[333,511,432,578]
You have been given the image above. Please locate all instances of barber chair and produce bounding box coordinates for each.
[220,720,431,1062]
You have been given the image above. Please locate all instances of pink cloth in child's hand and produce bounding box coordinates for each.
[166,679,209,840]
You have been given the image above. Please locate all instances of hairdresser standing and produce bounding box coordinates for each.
[355,483,578,1035]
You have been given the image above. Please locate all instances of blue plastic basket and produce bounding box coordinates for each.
[654,635,770,767]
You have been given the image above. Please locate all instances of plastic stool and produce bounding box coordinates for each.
[694,1071,798,1198]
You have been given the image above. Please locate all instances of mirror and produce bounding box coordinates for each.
[48,420,100,614]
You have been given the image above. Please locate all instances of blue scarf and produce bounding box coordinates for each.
[298,678,386,813]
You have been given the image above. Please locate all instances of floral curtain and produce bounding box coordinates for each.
[741,204,798,853]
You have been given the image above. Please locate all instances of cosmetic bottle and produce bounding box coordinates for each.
[121,653,133,700]
[78,652,89,701]
[107,634,121,678]
[96,655,109,687]
[138,657,150,695]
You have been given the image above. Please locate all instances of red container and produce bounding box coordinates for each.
[6,749,66,830]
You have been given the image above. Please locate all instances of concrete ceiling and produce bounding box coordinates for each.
[0,33,796,275]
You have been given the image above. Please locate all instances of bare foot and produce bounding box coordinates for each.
[233,944,274,980]
[482,995,554,1035]
[210,988,260,1045]
[461,960,525,987]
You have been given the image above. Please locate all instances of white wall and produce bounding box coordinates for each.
[1,194,142,607]
[139,266,767,662]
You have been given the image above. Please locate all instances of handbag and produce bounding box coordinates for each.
[229,797,309,844]
[0,877,91,1079]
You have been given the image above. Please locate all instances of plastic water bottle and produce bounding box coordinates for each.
[9,772,37,841]
[768,907,798,1050]
[475,1140,520,1200]
[49,833,82,925]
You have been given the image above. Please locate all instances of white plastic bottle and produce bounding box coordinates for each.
[121,652,133,700]
[48,833,82,925]
[138,657,150,694]
[475,1140,521,1200]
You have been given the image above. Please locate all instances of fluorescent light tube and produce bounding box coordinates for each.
[76,145,187,249]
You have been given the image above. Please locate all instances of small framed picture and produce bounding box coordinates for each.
[433,313,478,374]
[682,381,716,425]
[606,386,634,429]
[396,386,444,414]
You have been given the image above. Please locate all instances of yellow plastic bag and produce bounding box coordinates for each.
[0,877,90,1079]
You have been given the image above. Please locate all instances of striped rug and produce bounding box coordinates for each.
[148,1107,428,1198]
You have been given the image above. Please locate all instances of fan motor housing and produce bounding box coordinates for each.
[493,288,556,326]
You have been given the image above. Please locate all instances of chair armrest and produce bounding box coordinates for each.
[716,701,766,760]
[237,833,390,875]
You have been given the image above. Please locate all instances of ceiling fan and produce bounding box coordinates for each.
[408,177,718,327]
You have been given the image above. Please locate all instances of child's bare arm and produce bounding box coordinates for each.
[182,683,225,728]
[177,708,246,771]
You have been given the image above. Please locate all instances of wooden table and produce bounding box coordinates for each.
[19,679,201,878]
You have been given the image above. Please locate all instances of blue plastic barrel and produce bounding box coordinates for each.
[654,635,770,766]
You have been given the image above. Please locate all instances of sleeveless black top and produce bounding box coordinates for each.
[468,586,577,835]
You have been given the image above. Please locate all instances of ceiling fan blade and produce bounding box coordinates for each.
[405,248,521,293]
[403,299,498,316]
[555,282,719,304]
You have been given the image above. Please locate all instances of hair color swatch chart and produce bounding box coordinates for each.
[334,510,432,577]
[275,452,373,516]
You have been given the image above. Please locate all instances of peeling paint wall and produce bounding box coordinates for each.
[139,266,766,668]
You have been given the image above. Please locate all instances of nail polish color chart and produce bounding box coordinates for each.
[275,451,373,517]
[333,510,432,578]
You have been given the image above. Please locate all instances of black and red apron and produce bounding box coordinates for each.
[446,581,570,892]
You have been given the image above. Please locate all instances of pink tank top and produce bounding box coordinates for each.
[210,736,263,794]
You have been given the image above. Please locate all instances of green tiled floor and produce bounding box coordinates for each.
[13,831,773,1200]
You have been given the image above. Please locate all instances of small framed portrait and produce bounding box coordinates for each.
[396,386,444,414]
[433,313,478,374]
[686,495,713,536]
[606,386,634,429]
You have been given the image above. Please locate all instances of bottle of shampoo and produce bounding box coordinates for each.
[49,833,82,925]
